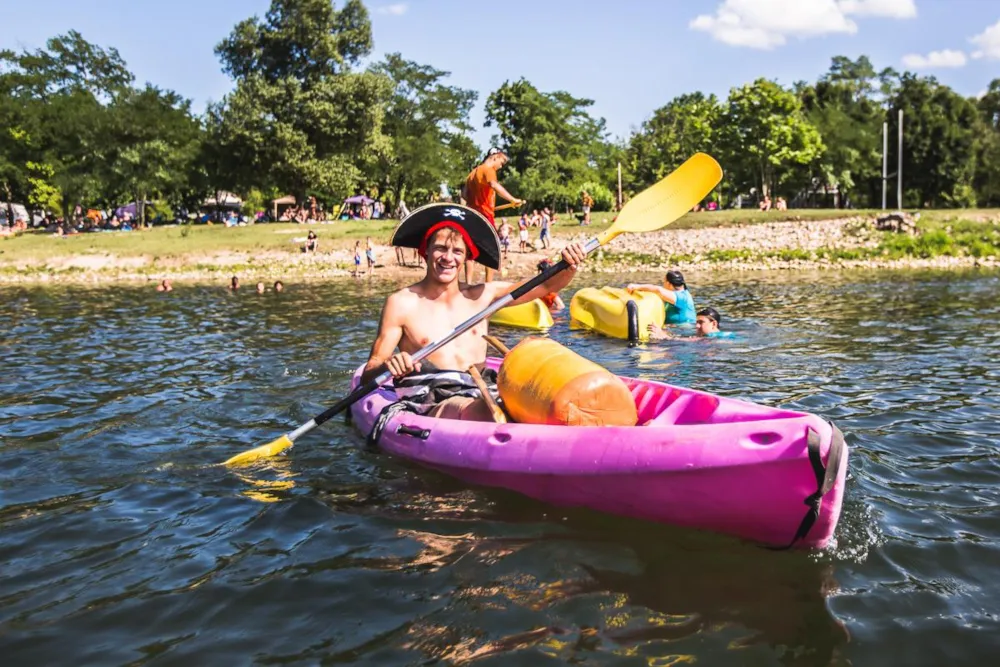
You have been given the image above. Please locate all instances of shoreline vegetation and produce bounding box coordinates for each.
[3,208,1000,285]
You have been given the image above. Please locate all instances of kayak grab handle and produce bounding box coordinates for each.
[397,425,431,440]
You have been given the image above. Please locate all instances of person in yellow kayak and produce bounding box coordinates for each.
[626,270,696,324]
[360,203,586,421]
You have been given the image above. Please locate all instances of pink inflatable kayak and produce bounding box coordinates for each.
[350,358,848,549]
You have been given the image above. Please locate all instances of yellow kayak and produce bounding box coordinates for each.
[569,286,665,342]
[491,298,554,330]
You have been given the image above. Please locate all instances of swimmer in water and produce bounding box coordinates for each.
[273,280,284,292]
[648,307,725,340]
[626,269,696,324]
[256,281,266,294]
[230,276,240,291]
[156,279,173,292]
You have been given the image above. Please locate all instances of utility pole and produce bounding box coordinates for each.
[897,109,904,209]
[617,162,623,210]
[882,121,888,210]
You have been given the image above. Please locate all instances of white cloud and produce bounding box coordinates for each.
[839,0,917,19]
[689,0,916,50]
[901,49,967,69]
[376,3,408,16]
[970,19,1000,60]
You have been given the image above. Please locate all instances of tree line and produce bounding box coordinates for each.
[3,0,999,228]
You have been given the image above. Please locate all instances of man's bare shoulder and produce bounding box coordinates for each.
[383,283,422,314]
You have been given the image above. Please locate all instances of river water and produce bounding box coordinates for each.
[3,269,1000,666]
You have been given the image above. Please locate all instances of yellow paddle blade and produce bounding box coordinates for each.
[223,434,294,466]
[598,153,723,245]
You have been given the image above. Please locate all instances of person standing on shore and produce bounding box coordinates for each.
[460,147,522,284]
[626,270,696,324]
[539,208,551,250]
[366,237,376,277]
[580,190,594,226]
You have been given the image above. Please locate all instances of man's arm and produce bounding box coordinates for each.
[360,293,409,385]
[626,283,677,305]
[489,178,520,204]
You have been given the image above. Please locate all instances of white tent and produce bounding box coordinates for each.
[0,202,31,224]
[203,191,243,209]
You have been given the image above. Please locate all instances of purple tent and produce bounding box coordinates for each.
[114,201,155,218]
[342,195,374,205]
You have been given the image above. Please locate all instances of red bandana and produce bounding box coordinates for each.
[418,221,480,261]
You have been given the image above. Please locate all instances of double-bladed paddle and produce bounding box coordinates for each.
[223,152,723,465]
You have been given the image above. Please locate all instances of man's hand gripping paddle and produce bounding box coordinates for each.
[223,153,723,465]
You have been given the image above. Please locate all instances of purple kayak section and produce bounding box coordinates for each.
[350,358,849,549]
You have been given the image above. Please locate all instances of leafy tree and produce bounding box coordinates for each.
[717,78,825,199]
[799,56,884,207]
[887,73,980,207]
[484,78,609,209]
[101,85,203,224]
[974,79,1000,207]
[371,53,478,208]
[212,0,390,203]
[624,92,721,195]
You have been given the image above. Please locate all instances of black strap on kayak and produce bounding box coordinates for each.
[772,422,846,550]
[367,401,409,449]
[626,300,640,347]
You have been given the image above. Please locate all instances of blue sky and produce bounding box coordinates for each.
[3,0,999,148]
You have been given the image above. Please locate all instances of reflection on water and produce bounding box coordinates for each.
[3,268,1000,665]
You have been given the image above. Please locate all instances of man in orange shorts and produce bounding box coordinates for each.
[461,147,522,283]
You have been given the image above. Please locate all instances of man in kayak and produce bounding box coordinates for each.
[461,147,523,284]
[361,203,585,421]
[648,307,730,340]
[626,270,696,324]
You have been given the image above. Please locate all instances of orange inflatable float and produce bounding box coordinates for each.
[497,337,638,427]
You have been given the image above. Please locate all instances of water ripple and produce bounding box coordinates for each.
[2,269,1000,665]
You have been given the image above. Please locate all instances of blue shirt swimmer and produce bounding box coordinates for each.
[626,269,696,324]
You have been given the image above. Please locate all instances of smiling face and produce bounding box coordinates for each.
[425,227,468,285]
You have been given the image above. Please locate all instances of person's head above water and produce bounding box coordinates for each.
[695,307,721,335]
[664,270,686,291]
[230,275,239,290]
[256,281,265,294]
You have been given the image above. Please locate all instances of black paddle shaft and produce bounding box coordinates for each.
[311,257,575,428]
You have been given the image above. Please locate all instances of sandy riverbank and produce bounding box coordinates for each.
[2,216,997,285]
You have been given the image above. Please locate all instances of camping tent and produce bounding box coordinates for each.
[203,191,243,209]
[343,195,374,205]
[338,195,375,220]
[0,202,30,224]
[272,194,296,220]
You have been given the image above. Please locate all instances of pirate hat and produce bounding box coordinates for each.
[390,203,502,270]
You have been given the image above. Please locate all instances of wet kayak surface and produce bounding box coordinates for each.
[3,268,999,665]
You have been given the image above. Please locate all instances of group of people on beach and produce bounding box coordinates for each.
[359,146,730,423]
